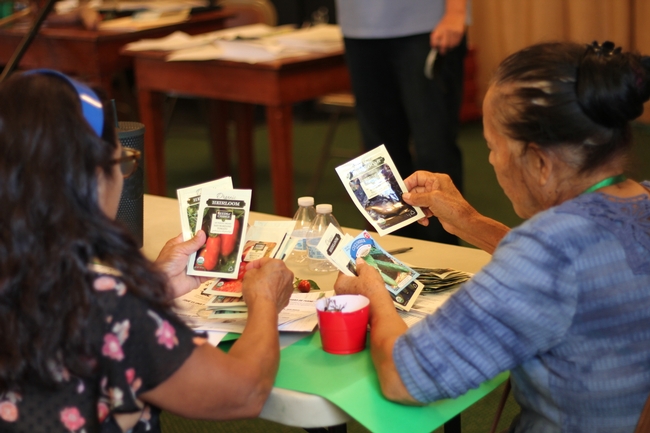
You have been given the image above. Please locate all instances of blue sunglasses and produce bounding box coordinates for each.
[23,69,104,137]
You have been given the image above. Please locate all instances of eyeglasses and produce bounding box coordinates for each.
[111,148,141,179]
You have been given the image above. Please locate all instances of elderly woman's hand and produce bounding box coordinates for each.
[335,259,392,303]
[242,258,294,314]
[155,230,211,298]
[403,171,511,254]
[402,171,474,234]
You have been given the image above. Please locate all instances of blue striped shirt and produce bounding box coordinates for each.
[394,183,650,432]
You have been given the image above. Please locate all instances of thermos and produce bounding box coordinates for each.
[115,121,145,247]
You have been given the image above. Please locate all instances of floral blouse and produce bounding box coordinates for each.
[0,264,198,433]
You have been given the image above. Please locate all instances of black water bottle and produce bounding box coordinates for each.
[115,121,145,247]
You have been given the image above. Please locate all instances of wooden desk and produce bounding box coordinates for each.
[124,48,351,217]
[0,10,232,95]
[142,194,504,433]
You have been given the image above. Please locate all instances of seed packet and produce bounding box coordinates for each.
[177,177,234,241]
[315,226,423,312]
[187,188,252,279]
[335,145,424,236]
[344,231,420,296]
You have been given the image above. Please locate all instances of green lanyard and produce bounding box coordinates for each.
[582,174,627,195]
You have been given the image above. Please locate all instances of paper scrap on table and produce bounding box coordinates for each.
[98,9,190,31]
[124,23,286,52]
[269,24,344,52]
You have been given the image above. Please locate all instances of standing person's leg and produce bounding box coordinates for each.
[343,37,414,178]
[395,33,466,193]
[390,33,467,244]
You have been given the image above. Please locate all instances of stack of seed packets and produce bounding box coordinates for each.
[200,220,296,318]
[177,178,252,279]
[314,224,424,311]
[411,267,473,293]
[335,144,425,236]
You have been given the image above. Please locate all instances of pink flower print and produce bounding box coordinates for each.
[111,320,130,345]
[155,320,178,349]
[109,387,124,409]
[93,276,117,291]
[0,400,18,422]
[97,402,109,423]
[125,368,135,384]
[60,407,85,431]
[101,334,124,361]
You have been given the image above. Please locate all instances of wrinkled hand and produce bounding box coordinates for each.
[242,258,294,314]
[155,230,210,298]
[429,8,465,54]
[335,259,391,302]
[402,171,476,238]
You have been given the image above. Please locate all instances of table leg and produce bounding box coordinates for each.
[138,89,167,196]
[233,102,255,189]
[444,414,461,433]
[207,100,232,178]
[265,104,294,217]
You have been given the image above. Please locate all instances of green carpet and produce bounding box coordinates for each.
[159,98,650,433]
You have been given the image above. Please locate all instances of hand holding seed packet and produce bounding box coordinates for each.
[314,225,423,311]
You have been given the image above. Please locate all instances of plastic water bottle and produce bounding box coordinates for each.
[288,196,316,263]
[307,204,341,272]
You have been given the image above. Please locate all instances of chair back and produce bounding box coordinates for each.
[217,0,277,27]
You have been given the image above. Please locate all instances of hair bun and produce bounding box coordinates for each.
[576,41,650,128]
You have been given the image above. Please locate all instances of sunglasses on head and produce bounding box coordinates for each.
[111,147,141,179]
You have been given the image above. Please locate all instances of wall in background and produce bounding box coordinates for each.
[468,0,650,122]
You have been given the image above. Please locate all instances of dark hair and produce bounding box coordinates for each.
[0,73,174,392]
[492,41,650,172]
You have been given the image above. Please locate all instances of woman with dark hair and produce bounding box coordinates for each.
[0,71,294,432]
[335,41,650,432]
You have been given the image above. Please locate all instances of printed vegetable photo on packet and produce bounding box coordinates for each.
[187,188,252,279]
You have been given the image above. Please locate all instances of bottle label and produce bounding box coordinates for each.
[307,238,325,260]
[295,238,307,251]
[292,229,307,252]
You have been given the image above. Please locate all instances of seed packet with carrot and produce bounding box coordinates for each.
[187,188,252,279]
[177,177,234,241]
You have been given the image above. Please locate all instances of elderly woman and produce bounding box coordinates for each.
[0,70,294,432]
[335,41,650,432]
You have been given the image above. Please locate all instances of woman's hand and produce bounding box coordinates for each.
[242,258,294,314]
[429,0,466,53]
[403,171,475,235]
[403,171,510,254]
[335,258,391,303]
[155,230,211,298]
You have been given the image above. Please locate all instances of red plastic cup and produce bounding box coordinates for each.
[316,295,370,355]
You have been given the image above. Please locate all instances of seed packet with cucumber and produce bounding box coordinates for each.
[177,177,234,241]
[187,188,252,279]
[344,231,420,296]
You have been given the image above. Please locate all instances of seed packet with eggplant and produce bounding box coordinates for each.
[187,188,252,279]
[177,177,234,241]
[343,231,420,296]
[335,145,425,236]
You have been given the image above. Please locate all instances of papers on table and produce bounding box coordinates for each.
[98,8,191,31]
[174,284,330,334]
[123,23,344,63]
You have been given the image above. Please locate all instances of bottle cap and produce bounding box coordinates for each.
[316,204,332,214]
[297,196,315,207]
